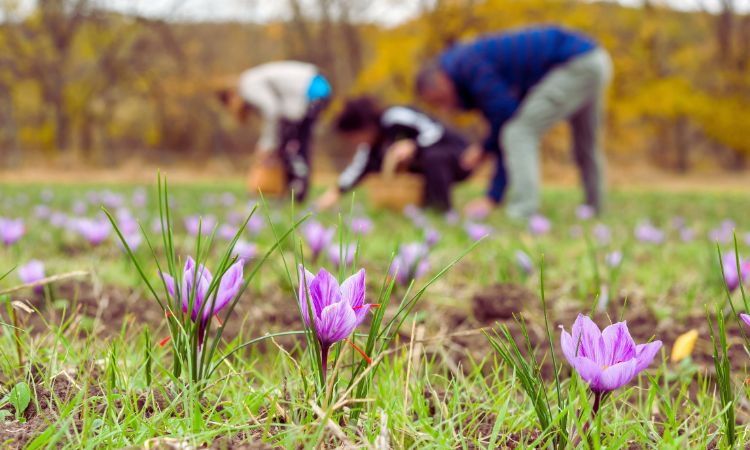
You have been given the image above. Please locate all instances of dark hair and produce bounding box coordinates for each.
[415,60,443,95]
[216,88,232,106]
[335,96,383,132]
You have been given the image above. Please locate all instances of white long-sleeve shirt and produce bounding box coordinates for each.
[237,61,318,151]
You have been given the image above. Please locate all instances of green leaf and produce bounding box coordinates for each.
[9,381,31,420]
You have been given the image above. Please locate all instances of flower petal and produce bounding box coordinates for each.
[595,359,637,392]
[341,269,365,309]
[740,313,750,328]
[160,272,176,298]
[298,265,317,326]
[317,301,357,346]
[601,321,636,366]
[205,260,244,321]
[572,314,604,364]
[634,341,662,373]
[571,356,602,385]
[561,330,577,363]
[310,268,341,310]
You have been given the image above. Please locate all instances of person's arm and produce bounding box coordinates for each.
[380,106,444,148]
[337,144,373,193]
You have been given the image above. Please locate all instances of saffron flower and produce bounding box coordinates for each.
[528,214,551,235]
[327,243,357,269]
[465,222,492,241]
[515,250,533,275]
[391,243,430,286]
[184,215,217,237]
[218,224,238,241]
[18,260,45,294]
[634,221,665,244]
[0,218,25,246]
[303,221,335,262]
[592,223,611,245]
[75,218,111,246]
[232,240,258,262]
[161,257,243,345]
[605,251,623,268]
[561,314,662,393]
[350,217,373,235]
[576,204,595,221]
[722,252,750,292]
[298,266,372,381]
[424,228,441,247]
[740,313,750,328]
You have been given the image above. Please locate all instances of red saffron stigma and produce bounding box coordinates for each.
[158,335,172,347]
[353,303,380,310]
[346,338,372,364]
[214,316,223,326]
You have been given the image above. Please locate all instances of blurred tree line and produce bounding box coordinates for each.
[0,0,748,172]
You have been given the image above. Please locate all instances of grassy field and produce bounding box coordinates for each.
[0,179,749,449]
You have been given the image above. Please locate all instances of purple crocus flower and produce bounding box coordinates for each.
[722,252,750,292]
[116,208,139,236]
[515,250,533,275]
[18,260,45,294]
[424,228,441,247]
[680,228,695,242]
[218,224,238,241]
[561,314,662,393]
[634,221,665,244]
[246,214,265,236]
[303,221,335,262]
[465,222,493,241]
[576,204,595,221]
[0,218,25,246]
[298,266,372,381]
[72,200,88,215]
[161,257,243,345]
[740,313,750,328]
[327,243,357,269]
[232,240,258,262]
[592,223,611,245]
[75,218,111,245]
[528,214,551,235]
[184,215,217,237]
[132,188,147,208]
[444,210,460,226]
[391,243,430,286]
[117,232,143,251]
[350,217,373,235]
[605,251,623,268]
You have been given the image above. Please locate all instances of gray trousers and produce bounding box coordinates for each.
[501,48,613,218]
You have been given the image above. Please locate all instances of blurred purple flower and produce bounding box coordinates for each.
[247,214,265,236]
[303,221,335,262]
[741,313,750,328]
[576,204,595,221]
[218,224,238,241]
[634,221,665,244]
[670,216,686,230]
[132,188,148,208]
[184,215,217,237]
[391,242,430,286]
[117,232,143,252]
[220,192,236,207]
[327,243,357,269]
[528,214,551,235]
[680,228,695,242]
[592,223,611,245]
[116,208,139,235]
[444,210,460,226]
[50,212,69,228]
[722,252,750,292]
[162,256,243,345]
[18,260,45,294]
[561,314,662,393]
[232,240,258,263]
[424,228,441,247]
[75,218,111,245]
[34,205,51,220]
[465,222,493,241]
[100,191,124,209]
[350,217,373,235]
[0,218,25,246]
[298,266,372,380]
[605,251,623,268]
[515,250,533,275]
[72,200,88,215]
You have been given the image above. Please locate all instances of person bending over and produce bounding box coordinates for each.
[218,60,331,202]
[316,96,478,212]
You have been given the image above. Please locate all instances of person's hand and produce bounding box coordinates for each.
[460,144,484,171]
[316,187,341,211]
[382,140,417,176]
[464,196,497,220]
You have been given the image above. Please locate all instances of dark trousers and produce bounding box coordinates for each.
[409,143,471,211]
[278,99,328,202]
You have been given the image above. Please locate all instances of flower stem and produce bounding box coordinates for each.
[320,344,330,387]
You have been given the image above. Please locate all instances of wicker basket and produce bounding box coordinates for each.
[365,173,425,211]
[247,156,287,196]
